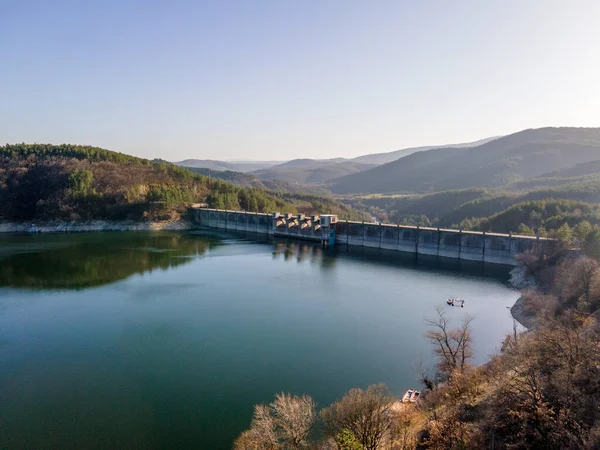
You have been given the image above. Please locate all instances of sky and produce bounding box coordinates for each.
[1,0,599,161]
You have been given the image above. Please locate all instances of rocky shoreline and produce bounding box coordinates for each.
[0,219,195,233]
[508,265,538,329]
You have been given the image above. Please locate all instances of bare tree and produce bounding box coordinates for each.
[234,393,317,450]
[481,315,600,449]
[425,306,474,376]
[270,393,316,449]
[234,404,279,450]
[388,408,420,450]
[520,289,559,322]
[516,242,569,283]
[321,384,394,450]
[557,257,600,311]
[424,406,471,450]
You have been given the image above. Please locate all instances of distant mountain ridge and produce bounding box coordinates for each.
[176,159,281,172]
[250,159,376,185]
[186,167,332,196]
[330,127,600,194]
[174,136,500,176]
[350,136,500,165]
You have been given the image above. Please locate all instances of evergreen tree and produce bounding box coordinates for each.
[555,222,573,245]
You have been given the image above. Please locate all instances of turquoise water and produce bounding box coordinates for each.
[0,231,519,449]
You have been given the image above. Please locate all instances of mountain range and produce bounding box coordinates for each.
[330,127,600,194]
[250,159,376,185]
[6,127,600,236]
[175,159,280,172]
[175,136,501,188]
[350,136,499,165]
[176,128,600,199]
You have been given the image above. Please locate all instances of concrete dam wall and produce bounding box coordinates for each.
[193,208,548,266]
[193,208,336,240]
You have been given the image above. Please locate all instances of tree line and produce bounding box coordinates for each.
[345,178,600,237]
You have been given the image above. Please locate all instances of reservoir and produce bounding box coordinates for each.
[0,231,520,449]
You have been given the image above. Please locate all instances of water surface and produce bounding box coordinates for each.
[0,231,519,449]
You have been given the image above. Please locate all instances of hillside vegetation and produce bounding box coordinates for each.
[331,127,600,194]
[0,144,365,222]
[179,167,365,219]
[345,177,600,235]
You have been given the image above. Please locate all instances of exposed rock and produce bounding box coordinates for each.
[509,265,537,290]
[508,265,538,330]
[510,295,536,330]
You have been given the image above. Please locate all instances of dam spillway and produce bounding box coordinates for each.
[192,207,548,266]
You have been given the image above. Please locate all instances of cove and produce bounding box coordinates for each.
[0,231,520,449]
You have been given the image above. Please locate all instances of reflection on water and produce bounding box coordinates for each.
[0,230,514,291]
[270,237,513,280]
[0,232,219,290]
[272,241,336,269]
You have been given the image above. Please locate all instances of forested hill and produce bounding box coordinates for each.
[330,127,600,194]
[0,144,364,222]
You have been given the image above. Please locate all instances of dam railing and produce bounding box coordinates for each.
[192,207,550,266]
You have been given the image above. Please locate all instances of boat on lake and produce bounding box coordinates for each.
[410,390,421,403]
[402,389,414,402]
[447,297,464,306]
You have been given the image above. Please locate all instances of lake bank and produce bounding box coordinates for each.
[508,265,538,329]
[0,219,194,233]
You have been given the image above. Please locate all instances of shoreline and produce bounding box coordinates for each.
[508,265,537,329]
[0,219,195,233]
[510,295,536,330]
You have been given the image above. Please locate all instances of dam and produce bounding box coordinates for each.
[192,207,548,266]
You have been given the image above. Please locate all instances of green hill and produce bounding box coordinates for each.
[347,178,600,233]
[330,127,600,194]
[0,144,364,222]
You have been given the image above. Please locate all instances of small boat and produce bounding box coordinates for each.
[447,297,463,306]
[410,390,421,403]
[402,389,414,403]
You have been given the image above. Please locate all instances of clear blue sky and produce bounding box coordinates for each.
[1,0,599,161]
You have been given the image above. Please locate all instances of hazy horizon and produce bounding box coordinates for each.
[177,133,499,162]
[2,1,599,161]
